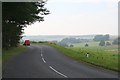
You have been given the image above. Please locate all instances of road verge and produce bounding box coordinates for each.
[47,44,119,72]
[3,46,28,62]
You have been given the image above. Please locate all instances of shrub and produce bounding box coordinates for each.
[99,40,105,46]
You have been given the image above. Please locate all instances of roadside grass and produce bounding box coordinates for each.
[48,43,119,72]
[0,48,1,73]
[3,46,28,62]
[71,47,119,71]
[0,48,1,60]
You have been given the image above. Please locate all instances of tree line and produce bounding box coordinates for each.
[59,34,119,47]
[59,38,91,46]
[93,34,119,46]
[93,34,109,41]
[3,2,49,49]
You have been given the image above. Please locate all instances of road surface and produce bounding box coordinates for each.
[3,44,118,78]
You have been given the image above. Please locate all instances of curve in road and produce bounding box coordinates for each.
[3,44,118,78]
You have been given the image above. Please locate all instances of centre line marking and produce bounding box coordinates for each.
[41,53,43,57]
[42,58,46,63]
[49,66,68,78]
[40,46,67,78]
[41,47,42,54]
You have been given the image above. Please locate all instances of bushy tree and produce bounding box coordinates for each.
[112,37,120,45]
[3,2,50,49]
[93,34,109,41]
[59,38,90,45]
[104,34,109,41]
[99,40,105,46]
[106,42,111,46]
[85,43,89,47]
[93,35,103,41]
[70,44,74,47]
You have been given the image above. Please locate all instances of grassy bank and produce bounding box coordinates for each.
[48,44,119,72]
[0,48,1,60]
[3,46,27,62]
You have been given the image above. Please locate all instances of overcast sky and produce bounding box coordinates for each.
[23,0,119,36]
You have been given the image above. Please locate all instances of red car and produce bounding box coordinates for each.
[23,40,30,46]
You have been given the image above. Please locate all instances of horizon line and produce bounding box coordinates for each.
[22,34,118,36]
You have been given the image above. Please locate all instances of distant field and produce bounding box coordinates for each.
[73,42,99,47]
[70,47,118,70]
[71,42,119,71]
[73,41,119,54]
[49,41,119,71]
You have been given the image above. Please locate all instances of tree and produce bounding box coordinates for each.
[104,34,109,41]
[93,35,103,41]
[3,2,50,49]
[70,44,74,47]
[59,38,90,45]
[112,37,120,45]
[85,43,89,47]
[99,40,105,46]
[106,41,111,46]
[93,34,109,41]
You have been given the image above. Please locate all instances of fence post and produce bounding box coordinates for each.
[86,53,90,58]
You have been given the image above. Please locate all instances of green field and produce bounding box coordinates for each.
[3,46,27,62]
[73,41,119,54]
[0,48,1,60]
[72,42,119,71]
[49,42,119,72]
[73,42,100,47]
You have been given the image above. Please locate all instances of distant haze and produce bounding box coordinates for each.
[22,35,94,42]
[21,35,117,42]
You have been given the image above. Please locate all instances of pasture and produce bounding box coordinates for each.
[72,41,119,54]
[49,41,119,71]
[71,42,119,71]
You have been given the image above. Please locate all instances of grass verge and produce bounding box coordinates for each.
[3,46,27,62]
[48,44,119,72]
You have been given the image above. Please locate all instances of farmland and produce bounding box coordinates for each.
[71,42,119,71]
[72,41,119,54]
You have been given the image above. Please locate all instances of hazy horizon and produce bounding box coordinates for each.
[23,34,118,36]
[22,34,118,42]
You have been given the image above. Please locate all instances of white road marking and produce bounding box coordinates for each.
[40,46,67,78]
[42,58,46,63]
[41,53,43,57]
[40,47,46,63]
[49,66,68,78]
[41,47,42,54]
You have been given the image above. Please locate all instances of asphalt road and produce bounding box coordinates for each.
[3,44,118,78]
